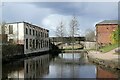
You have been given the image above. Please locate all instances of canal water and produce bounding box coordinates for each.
[2,53,118,79]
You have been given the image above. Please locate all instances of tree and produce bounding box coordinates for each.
[56,21,65,37]
[111,27,120,44]
[0,22,7,44]
[69,16,79,37]
[69,16,80,50]
[85,28,95,41]
[0,22,6,34]
[55,21,65,49]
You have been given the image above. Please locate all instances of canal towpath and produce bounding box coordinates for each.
[87,48,119,61]
[87,48,120,71]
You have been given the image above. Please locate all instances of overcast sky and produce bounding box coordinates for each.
[2,2,118,37]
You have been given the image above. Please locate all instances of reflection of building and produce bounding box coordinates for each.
[4,22,49,54]
[2,54,50,79]
[96,20,118,46]
[24,54,49,78]
[2,61,24,79]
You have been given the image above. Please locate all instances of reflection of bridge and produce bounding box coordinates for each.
[52,53,88,64]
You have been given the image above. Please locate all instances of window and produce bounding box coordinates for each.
[47,33,48,37]
[39,43,40,49]
[30,29,31,35]
[26,28,28,34]
[26,39,28,49]
[42,40,45,47]
[36,40,38,48]
[9,25,13,34]
[26,63,28,73]
[44,33,46,38]
[47,41,48,47]
[9,39,13,44]
[33,29,35,36]
[41,32,42,37]
[36,31,37,36]
[33,39,35,48]
[41,40,42,48]
[45,41,47,47]
[30,39,32,48]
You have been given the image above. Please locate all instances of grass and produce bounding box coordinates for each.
[99,44,118,53]
[84,48,97,51]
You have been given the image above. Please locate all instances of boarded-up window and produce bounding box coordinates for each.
[9,25,13,34]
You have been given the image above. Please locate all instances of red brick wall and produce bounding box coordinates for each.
[96,24,118,45]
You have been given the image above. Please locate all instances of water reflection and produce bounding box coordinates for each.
[2,54,49,79]
[2,53,118,79]
[24,54,49,78]
[2,60,24,79]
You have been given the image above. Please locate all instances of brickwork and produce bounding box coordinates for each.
[96,22,118,45]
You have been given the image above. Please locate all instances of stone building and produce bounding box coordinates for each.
[96,20,118,46]
[4,21,49,54]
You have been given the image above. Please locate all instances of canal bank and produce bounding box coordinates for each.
[87,50,120,74]
[2,52,118,78]
[61,50,87,53]
[2,50,50,64]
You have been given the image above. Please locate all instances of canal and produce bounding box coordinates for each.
[2,53,118,79]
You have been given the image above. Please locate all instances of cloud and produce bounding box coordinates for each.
[31,2,118,19]
[41,14,100,37]
[2,2,118,37]
[42,14,72,36]
[2,2,52,25]
[2,0,120,2]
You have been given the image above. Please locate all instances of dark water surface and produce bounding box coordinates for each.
[2,53,118,79]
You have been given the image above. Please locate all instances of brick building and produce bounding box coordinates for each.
[96,20,118,46]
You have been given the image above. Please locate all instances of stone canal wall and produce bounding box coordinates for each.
[62,50,87,53]
[87,52,120,73]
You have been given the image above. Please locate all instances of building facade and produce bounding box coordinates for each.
[4,22,49,54]
[96,20,118,46]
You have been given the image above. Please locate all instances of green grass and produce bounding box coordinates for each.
[99,44,118,53]
[84,48,97,51]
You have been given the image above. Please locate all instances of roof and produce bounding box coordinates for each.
[96,20,120,25]
[6,21,49,31]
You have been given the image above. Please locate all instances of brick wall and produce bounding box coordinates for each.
[96,24,118,45]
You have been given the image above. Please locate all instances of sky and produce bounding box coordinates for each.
[1,2,118,37]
